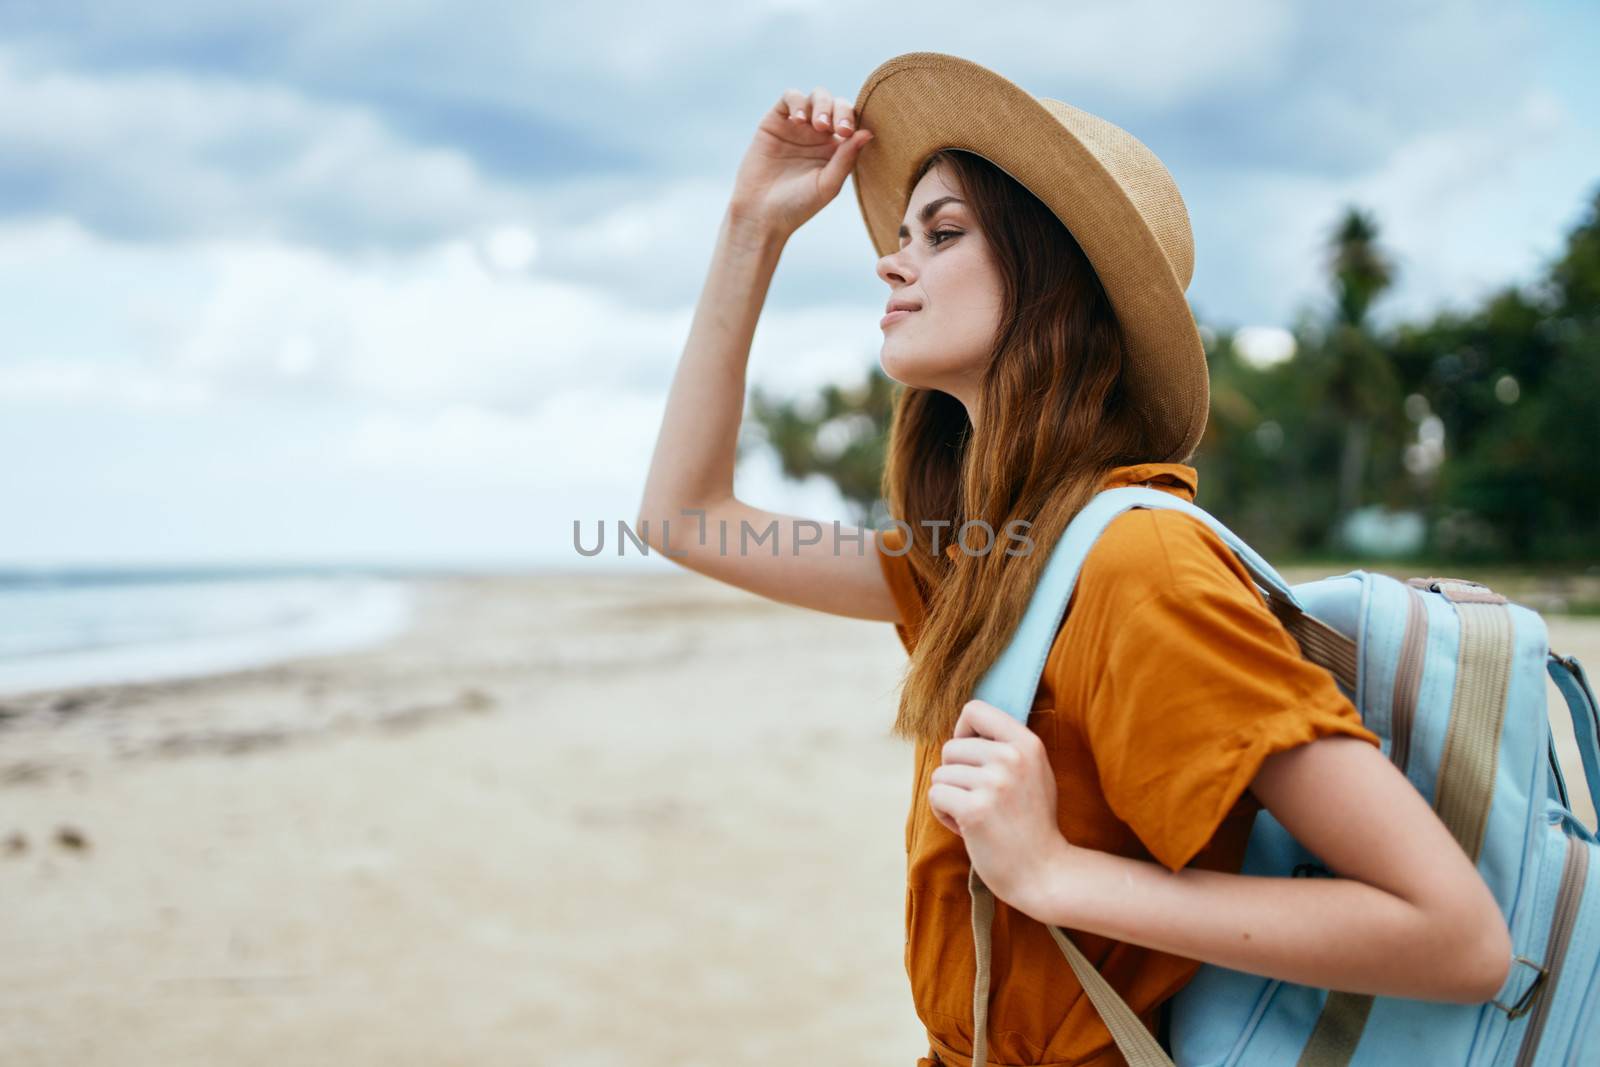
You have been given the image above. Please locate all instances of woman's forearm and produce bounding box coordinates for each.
[1019,842,1506,1004]
[637,206,787,533]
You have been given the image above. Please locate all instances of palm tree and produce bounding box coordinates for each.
[742,365,899,526]
[1321,206,1401,518]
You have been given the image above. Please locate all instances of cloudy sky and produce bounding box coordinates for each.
[1,1,1595,571]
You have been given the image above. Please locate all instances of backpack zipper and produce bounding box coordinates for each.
[1389,587,1428,775]
[1513,834,1589,1065]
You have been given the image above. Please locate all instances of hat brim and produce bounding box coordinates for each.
[851,51,1208,463]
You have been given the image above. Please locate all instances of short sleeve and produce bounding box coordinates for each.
[1081,549,1382,873]
[874,526,927,653]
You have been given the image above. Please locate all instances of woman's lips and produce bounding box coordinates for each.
[880,308,917,328]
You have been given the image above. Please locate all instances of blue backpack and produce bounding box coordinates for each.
[961,486,1600,1067]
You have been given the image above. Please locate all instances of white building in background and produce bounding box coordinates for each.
[1339,505,1427,557]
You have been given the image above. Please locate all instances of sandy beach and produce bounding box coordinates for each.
[1,571,1595,1066]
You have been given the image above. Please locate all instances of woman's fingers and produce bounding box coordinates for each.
[818,127,873,189]
[931,763,992,790]
[928,781,978,827]
[941,736,1019,768]
[830,98,856,140]
[776,88,809,124]
[774,87,862,142]
[809,86,836,133]
[930,796,964,837]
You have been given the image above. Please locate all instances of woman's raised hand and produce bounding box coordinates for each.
[729,86,874,240]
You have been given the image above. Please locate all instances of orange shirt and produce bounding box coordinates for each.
[877,462,1381,1067]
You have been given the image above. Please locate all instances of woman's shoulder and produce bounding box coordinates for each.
[1078,504,1253,608]
[1038,507,1260,698]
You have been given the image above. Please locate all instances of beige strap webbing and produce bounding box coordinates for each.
[1433,601,1513,860]
[967,866,1174,1067]
[1268,592,1359,693]
[969,864,995,1067]
[1296,593,1513,1066]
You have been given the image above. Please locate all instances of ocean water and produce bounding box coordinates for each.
[0,568,417,698]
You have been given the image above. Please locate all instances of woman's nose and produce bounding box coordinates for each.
[878,248,914,285]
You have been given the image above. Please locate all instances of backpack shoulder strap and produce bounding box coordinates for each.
[1548,652,1600,805]
[965,487,1308,1067]
[972,486,1302,725]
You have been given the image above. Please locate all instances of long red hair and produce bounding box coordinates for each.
[882,148,1179,747]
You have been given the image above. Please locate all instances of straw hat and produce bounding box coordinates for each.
[851,51,1209,463]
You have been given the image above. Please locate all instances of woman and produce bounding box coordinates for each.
[637,52,1512,1067]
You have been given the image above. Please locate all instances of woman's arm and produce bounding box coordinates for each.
[1014,735,1513,1003]
[635,205,898,622]
[636,89,899,623]
[637,204,783,524]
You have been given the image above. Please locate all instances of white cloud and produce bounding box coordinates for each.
[0,209,884,566]
[0,46,535,246]
[0,359,213,411]
[1334,88,1577,324]
[1233,325,1296,369]
[128,233,686,406]
[481,224,539,273]
[0,203,884,412]
[338,389,666,491]
[1190,86,1587,330]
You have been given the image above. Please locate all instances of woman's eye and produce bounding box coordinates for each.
[923,229,960,248]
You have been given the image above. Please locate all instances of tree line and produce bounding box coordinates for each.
[743,183,1600,565]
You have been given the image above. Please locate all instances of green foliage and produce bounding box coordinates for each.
[1378,186,1600,562]
[742,365,899,526]
[748,183,1600,565]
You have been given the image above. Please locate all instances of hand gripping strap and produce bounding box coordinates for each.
[962,489,1309,1067]
[972,487,1303,725]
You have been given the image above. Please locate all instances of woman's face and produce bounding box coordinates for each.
[875,164,1005,421]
